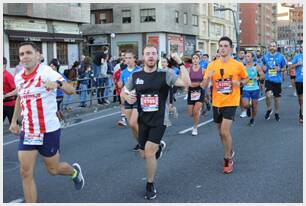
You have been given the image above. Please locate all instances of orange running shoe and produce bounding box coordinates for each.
[223,158,233,174]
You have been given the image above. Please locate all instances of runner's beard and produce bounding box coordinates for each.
[145,60,157,69]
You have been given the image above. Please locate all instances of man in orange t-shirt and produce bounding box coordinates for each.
[202,36,249,174]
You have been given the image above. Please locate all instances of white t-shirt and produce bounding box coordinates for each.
[15,64,65,134]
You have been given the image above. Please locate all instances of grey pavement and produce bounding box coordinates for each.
[3,79,303,203]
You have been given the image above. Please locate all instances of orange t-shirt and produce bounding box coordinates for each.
[204,58,248,107]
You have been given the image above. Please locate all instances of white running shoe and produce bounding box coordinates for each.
[240,110,247,118]
[192,127,198,136]
[184,94,188,100]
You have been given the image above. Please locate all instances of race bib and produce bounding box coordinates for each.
[268,68,277,77]
[190,90,201,101]
[246,79,255,87]
[23,132,44,145]
[216,79,232,94]
[140,94,159,112]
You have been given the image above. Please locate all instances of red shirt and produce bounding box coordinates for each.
[3,69,16,106]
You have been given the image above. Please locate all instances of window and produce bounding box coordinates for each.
[122,10,131,23]
[183,12,187,25]
[175,10,179,23]
[9,41,42,68]
[192,15,198,26]
[70,3,81,7]
[57,43,68,65]
[140,8,156,22]
[94,9,113,24]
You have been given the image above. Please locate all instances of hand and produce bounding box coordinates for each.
[231,80,241,88]
[43,81,59,90]
[126,94,137,105]
[207,70,215,78]
[170,53,182,64]
[254,76,259,81]
[9,122,19,134]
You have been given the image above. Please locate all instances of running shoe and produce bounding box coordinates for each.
[249,118,255,127]
[133,144,141,151]
[299,115,303,124]
[240,110,247,118]
[191,127,198,136]
[275,113,280,122]
[145,183,157,200]
[155,140,166,160]
[223,158,233,174]
[264,110,273,120]
[118,118,127,126]
[72,163,85,190]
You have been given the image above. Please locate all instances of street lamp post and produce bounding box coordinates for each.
[214,7,240,54]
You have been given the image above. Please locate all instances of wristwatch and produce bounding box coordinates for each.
[56,80,63,88]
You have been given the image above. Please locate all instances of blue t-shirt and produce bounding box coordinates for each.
[262,52,286,83]
[199,60,209,70]
[291,53,303,83]
[120,66,142,85]
[243,65,259,91]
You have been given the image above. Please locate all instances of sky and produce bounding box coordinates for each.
[277,3,290,21]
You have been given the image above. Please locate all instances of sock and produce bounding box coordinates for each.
[72,169,78,179]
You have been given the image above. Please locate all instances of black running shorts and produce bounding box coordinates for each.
[138,122,166,150]
[265,80,282,97]
[213,106,237,124]
[295,82,303,95]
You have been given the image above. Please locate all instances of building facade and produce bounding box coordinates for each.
[240,3,277,51]
[81,3,200,59]
[197,3,238,58]
[3,3,90,71]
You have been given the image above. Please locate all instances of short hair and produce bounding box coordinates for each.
[125,50,137,59]
[218,36,233,48]
[143,44,158,54]
[3,57,7,65]
[203,54,209,58]
[18,42,39,51]
[239,48,246,53]
[49,58,60,71]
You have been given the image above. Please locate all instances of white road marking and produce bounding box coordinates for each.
[9,198,24,203]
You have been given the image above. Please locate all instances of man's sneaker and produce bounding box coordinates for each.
[155,140,166,160]
[133,144,141,151]
[275,113,280,122]
[145,183,157,200]
[223,158,233,174]
[118,119,127,126]
[249,118,255,127]
[72,163,85,190]
[246,107,251,117]
[264,110,273,120]
[240,110,247,118]
[299,114,303,124]
[191,127,198,136]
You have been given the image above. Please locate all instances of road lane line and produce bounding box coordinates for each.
[178,96,266,134]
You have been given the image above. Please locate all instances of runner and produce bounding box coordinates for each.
[242,52,265,126]
[187,53,205,136]
[119,50,142,151]
[9,42,84,203]
[262,42,287,122]
[289,44,303,123]
[236,48,247,118]
[202,36,249,174]
[123,45,190,200]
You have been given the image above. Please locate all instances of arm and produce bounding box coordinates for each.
[170,53,191,87]
[122,75,136,104]
[9,96,21,134]
[201,69,214,89]
[256,65,265,81]
[4,88,18,99]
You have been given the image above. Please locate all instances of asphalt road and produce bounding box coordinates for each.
[3,81,303,203]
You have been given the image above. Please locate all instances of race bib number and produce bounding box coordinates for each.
[268,68,277,77]
[190,90,201,101]
[140,94,159,112]
[246,79,255,87]
[23,133,44,145]
[216,79,232,94]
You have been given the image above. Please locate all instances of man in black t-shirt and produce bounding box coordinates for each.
[123,45,190,200]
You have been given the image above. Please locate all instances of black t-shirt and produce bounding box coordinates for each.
[125,69,178,126]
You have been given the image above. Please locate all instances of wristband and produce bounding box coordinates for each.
[178,62,184,67]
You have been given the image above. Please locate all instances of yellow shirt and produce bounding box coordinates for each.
[204,58,248,107]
